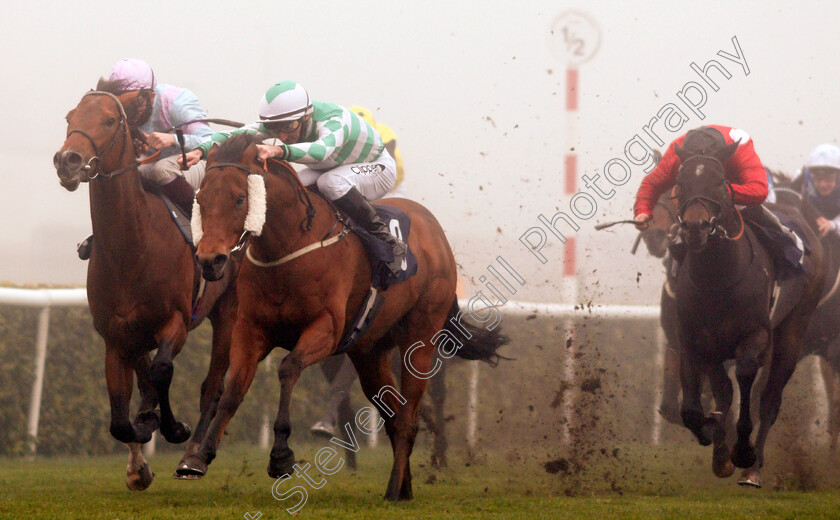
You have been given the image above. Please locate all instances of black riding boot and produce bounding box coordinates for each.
[333,187,407,277]
[740,204,804,276]
[159,175,196,218]
[77,235,93,260]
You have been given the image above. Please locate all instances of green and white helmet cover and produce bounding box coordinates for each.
[259,81,314,122]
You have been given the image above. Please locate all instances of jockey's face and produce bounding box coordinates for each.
[264,115,309,144]
[812,167,840,196]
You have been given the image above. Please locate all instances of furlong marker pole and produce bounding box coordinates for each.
[561,64,579,446]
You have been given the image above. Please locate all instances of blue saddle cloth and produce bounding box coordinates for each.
[348,205,418,289]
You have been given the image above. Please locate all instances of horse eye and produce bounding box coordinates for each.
[235,194,245,206]
[105,117,116,126]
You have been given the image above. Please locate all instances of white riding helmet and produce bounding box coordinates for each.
[108,58,156,91]
[258,81,313,122]
[806,144,840,171]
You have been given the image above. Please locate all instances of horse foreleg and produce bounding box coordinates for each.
[659,346,683,425]
[731,329,768,471]
[679,352,711,445]
[105,346,156,490]
[740,323,801,487]
[707,363,734,478]
[183,296,234,460]
[106,345,140,444]
[269,312,338,479]
[150,316,190,444]
[176,322,266,478]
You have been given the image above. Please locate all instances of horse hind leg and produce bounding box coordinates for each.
[348,343,408,501]
[132,353,161,443]
[740,323,801,487]
[150,317,191,444]
[819,355,840,453]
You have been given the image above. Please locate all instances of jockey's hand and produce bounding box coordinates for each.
[179,149,202,169]
[817,216,833,237]
[143,131,176,150]
[256,144,285,162]
[634,213,651,230]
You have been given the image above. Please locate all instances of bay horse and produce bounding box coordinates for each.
[179,134,507,501]
[673,143,824,487]
[53,85,238,490]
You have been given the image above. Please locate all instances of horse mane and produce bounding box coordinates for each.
[95,77,128,95]
[216,133,262,163]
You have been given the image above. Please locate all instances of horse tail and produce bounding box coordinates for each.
[447,297,511,366]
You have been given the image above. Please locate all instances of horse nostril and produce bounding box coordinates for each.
[56,151,83,169]
[212,254,229,268]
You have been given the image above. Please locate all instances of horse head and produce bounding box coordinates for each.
[193,134,268,281]
[54,83,152,190]
[675,140,740,251]
[641,190,678,258]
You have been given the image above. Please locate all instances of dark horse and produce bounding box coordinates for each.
[674,144,824,487]
[773,179,840,451]
[178,134,507,500]
[53,86,238,490]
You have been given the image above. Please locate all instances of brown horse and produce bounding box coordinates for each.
[178,134,507,501]
[53,85,238,490]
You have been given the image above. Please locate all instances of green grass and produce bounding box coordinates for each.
[2,440,840,519]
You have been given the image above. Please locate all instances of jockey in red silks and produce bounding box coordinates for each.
[633,125,804,277]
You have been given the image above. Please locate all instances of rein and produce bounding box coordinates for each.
[203,158,347,268]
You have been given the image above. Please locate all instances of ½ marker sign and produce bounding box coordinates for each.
[549,10,601,65]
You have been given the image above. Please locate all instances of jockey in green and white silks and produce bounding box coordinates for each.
[186,81,405,276]
[195,82,396,202]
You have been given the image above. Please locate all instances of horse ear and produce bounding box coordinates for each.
[715,139,740,165]
[674,143,690,163]
[207,143,219,163]
[242,142,260,165]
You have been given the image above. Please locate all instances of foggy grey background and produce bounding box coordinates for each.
[2,1,837,306]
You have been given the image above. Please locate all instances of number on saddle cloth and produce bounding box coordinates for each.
[350,205,418,289]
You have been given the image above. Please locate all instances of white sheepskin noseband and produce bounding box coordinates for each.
[190,174,267,245]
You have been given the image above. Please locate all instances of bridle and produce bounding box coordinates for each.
[676,155,744,241]
[203,158,344,260]
[65,90,157,179]
[66,91,129,179]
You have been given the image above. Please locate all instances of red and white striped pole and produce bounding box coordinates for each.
[561,65,579,445]
[550,10,600,446]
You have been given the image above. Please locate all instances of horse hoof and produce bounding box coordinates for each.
[175,455,207,478]
[161,421,192,445]
[126,461,155,491]
[268,448,295,479]
[133,410,161,443]
[713,459,735,478]
[731,444,757,469]
[737,468,761,488]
